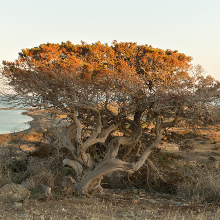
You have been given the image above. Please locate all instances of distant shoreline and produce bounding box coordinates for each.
[0,108,36,135]
[0,107,68,137]
[0,108,35,110]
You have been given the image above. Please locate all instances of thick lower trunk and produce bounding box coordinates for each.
[74,158,133,194]
[73,117,163,195]
[62,108,163,195]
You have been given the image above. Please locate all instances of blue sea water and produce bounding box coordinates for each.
[0,96,33,134]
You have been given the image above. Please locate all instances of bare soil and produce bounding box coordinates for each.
[0,188,219,219]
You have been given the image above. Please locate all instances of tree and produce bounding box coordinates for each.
[2,41,220,194]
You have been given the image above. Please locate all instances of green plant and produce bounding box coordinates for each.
[62,166,76,178]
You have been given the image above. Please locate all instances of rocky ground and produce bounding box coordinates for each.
[0,186,220,220]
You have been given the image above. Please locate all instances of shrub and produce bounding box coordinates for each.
[176,161,220,205]
[26,158,55,188]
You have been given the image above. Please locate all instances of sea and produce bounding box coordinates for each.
[0,96,33,134]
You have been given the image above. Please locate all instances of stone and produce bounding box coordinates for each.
[40,184,52,199]
[39,215,45,220]
[63,176,76,195]
[33,210,41,215]
[159,143,179,151]
[0,183,30,203]
[13,202,23,210]
[21,181,29,188]
[22,213,30,219]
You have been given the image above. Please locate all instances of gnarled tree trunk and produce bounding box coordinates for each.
[61,106,164,195]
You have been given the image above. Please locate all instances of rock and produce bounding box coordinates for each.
[62,208,67,212]
[39,215,45,220]
[33,210,41,215]
[13,202,23,210]
[21,181,29,188]
[159,143,179,151]
[0,183,30,203]
[40,184,52,199]
[22,213,30,219]
[63,176,76,195]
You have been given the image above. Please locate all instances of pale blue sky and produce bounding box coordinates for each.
[0,0,220,80]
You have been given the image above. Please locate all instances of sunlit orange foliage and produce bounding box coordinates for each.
[2,41,193,104]
[3,41,191,81]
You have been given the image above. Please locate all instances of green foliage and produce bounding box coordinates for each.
[8,159,28,173]
[62,166,76,178]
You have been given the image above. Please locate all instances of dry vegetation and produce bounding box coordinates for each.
[0,114,220,219]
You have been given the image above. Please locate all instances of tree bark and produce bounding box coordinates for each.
[62,107,163,195]
[74,158,133,194]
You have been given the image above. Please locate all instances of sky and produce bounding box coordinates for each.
[0,0,220,82]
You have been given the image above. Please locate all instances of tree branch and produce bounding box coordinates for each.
[132,116,162,171]
[63,159,83,179]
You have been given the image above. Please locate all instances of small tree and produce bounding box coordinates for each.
[2,41,220,194]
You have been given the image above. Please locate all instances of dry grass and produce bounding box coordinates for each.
[176,159,220,205]
[0,145,66,190]
[163,208,220,220]
[1,190,220,219]
[25,158,56,189]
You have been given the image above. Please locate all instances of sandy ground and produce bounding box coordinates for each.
[160,127,220,168]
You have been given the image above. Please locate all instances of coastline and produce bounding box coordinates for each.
[0,108,50,147]
[0,108,33,135]
[0,108,32,110]
[0,108,38,135]
[0,108,70,148]
[21,108,45,134]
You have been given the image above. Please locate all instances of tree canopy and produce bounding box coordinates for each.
[3,41,191,96]
[2,41,220,194]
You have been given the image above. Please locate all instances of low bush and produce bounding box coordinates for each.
[176,160,220,205]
